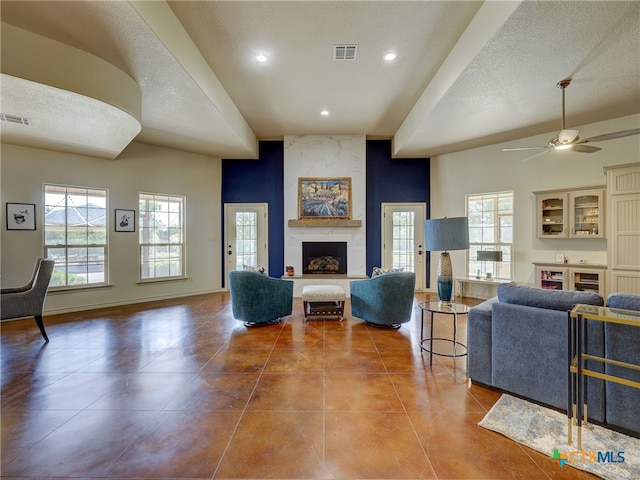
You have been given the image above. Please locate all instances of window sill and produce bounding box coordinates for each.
[136,276,191,285]
[49,284,113,294]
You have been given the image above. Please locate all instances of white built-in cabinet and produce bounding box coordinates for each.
[535,187,605,239]
[535,263,606,296]
[604,163,640,294]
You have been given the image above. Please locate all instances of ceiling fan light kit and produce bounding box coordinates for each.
[557,129,580,145]
[503,78,640,160]
[553,143,573,151]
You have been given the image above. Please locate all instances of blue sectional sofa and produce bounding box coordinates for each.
[468,284,605,419]
[468,283,640,435]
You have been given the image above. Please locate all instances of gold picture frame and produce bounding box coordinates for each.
[298,177,352,219]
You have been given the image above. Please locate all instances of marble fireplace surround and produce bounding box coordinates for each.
[284,135,367,295]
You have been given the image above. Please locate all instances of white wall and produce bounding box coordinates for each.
[1,141,223,314]
[3,115,637,312]
[429,113,640,291]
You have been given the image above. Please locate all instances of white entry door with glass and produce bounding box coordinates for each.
[381,203,426,291]
[224,204,268,280]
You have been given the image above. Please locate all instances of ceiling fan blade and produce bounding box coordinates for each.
[522,149,552,162]
[571,144,602,153]
[581,128,640,143]
[502,146,547,152]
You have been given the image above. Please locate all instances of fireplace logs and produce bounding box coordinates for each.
[302,242,347,275]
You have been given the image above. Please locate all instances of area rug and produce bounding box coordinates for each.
[479,394,640,480]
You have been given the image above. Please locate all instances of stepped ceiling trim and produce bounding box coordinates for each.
[0,1,638,160]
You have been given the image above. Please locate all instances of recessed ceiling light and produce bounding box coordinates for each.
[384,52,397,61]
[256,54,268,62]
[320,110,330,116]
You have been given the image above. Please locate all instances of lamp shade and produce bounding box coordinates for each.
[424,217,469,251]
[477,250,503,262]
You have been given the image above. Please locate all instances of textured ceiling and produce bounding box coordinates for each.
[1,0,639,160]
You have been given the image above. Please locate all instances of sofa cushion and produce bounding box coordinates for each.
[606,293,640,312]
[497,282,603,311]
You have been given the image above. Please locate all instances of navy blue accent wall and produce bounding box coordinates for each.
[222,141,285,283]
[366,140,430,284]
[222,139,429,287]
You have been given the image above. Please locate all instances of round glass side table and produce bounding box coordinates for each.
[418,301,470,366]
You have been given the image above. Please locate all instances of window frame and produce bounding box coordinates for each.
[138,192,186,281]
[466,190,514,280]
[43,183,109,289]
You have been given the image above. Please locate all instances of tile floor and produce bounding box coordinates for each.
[1,292,598,479]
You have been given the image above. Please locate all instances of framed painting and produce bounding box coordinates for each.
[298,177,352,219]
[6,203,36,230]
[115,209,135,232]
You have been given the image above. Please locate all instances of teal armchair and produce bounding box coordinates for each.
[350,272,416,328]
[228,270,294,326]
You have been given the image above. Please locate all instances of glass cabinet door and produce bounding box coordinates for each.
[537,266,568,290]
[570,269,602,295]
[538,193,566,238]
[536,188,605,239]
[570,189,604,238]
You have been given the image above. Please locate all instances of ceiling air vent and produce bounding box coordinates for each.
[333,44,358,61]
[1,113,31,126]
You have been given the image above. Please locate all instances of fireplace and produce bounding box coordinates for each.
[302,242,347,275]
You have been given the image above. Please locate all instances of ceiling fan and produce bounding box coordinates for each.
[503,79,640,161]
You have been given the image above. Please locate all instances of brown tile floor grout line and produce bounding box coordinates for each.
[101,408,168,477]
[322,318,327,479]
[380,331,441,480]
[208,321,282,479]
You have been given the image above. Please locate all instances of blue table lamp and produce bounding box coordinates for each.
[424,217,469,303]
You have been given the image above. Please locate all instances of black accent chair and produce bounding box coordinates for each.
[1,258,55,342]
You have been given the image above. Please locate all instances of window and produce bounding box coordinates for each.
[467,191,513,280]
[44,184,108,287]
[234,211,258,270]
[139,193,185,280]
[391,211,415,271]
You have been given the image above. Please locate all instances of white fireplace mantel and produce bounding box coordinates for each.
[288,219,362,227]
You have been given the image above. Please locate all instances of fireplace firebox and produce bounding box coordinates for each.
[302,242,347,275]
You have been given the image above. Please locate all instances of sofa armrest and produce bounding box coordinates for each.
[606,293,640,312]
[467,296,499,386]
